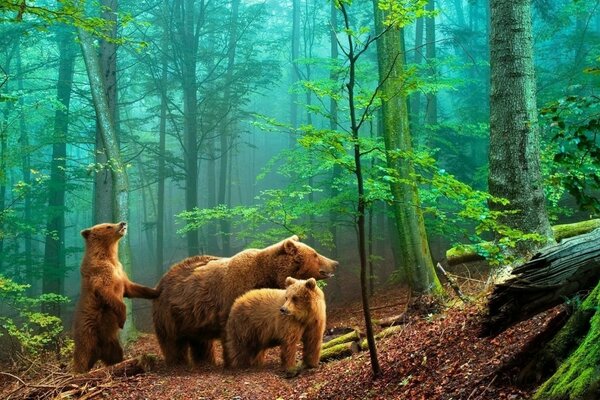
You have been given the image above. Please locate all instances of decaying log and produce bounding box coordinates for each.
[552,218,600,242]
[320,341,361,362]
[321,330,362,350]
[12,355,157,400]
[445,219,600,266]
[481,228,600,336]
[320,326,404,363]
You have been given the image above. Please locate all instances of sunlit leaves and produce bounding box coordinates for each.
[0,274,69,355]
[376,0,434,29]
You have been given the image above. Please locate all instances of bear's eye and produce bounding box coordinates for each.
[106,226,112,229]
[291,295,298,302]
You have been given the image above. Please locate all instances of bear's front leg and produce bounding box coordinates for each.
[280,341,302,378]
[302,322,325,369]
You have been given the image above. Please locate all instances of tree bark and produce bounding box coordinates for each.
[175,0,202,256]
[338,2,381,378]
[488,0,553,251]
[218,0,240,256]
[289,0,300,148]
[156,0,169,274]
[78,28,136,341]
[424,0,437,126]
[372,1,442,295]
[93,0,118,224]
[43,23,76,316]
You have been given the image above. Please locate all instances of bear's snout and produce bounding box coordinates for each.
[319,258,339,278]
[280,306,290,315]
[118,222,128,236]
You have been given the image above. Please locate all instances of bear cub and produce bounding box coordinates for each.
[72,221,159,373]
[224,277,326,377]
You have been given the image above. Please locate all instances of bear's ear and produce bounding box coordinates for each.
[80,229,91,239]
[305,278,316,290]
[289,235,300,242]
[283,238,298,255]
[285,277,296,287]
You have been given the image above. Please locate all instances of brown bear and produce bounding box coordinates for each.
[152,235,338,366]
[72,221,160,373]
[223,277,326,377]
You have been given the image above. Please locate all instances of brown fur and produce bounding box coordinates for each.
[72,222,159,373]
[224,277,326,376]
[152,235,338,366]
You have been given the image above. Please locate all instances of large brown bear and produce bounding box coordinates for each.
[224,277,326,377]
[73,222,160,373]
[152,235,338,366]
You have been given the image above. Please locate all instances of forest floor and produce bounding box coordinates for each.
[0,279,562,400]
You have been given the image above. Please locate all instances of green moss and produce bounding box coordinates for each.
[552,219,600,241]
[533,283,600,399]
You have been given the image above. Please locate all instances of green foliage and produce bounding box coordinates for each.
[0,274,69,356]
[541,86,600,215]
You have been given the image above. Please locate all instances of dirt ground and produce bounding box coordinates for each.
[0,279,561,400]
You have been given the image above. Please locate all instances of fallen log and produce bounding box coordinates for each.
[481,228,600,336]
[319,325,404,363]
[445,219,600,266]
[359,325,404,350]
[321,329,362,350]
[320,341,361,362]
[373,313,406,328]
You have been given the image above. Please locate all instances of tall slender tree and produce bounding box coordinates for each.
[93,0,118,224]
[42,24,76,316]
[488,0,553,250]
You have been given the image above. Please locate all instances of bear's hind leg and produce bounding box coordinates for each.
[100,337,124,366]
[159,336,189,366]
[189,338,216,366]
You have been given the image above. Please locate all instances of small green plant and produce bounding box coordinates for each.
[0,274,69,356]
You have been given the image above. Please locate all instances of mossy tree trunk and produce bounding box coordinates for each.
[372,0,442,295]
[488,0,553,251]
[79,28,137,342]
[533,280,600,399]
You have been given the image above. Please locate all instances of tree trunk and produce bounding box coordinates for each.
[179,0,201,256]
[289,0,300,148]
[43,24,76,317]
[424,0,437,126]
[488,0,553,251]
[532,280,600,399]
[338,2,381,378]
[156,0,169,274]
[218,0,240,256]
[78,28,137,341]
[15,41,32,277]
[372,1,442,295]
[410,12,423,130]
[328,0,341,259]
[93,0,118,224]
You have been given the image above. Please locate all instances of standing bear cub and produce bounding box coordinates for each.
[224,277,326,377]
[153,235,338,366]
[73,222,160,373]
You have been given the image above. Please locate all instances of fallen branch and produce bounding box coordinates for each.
[9,354,157,400]
[437,262,468,303]
[321,330,362,350]
[373,313,406,327]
